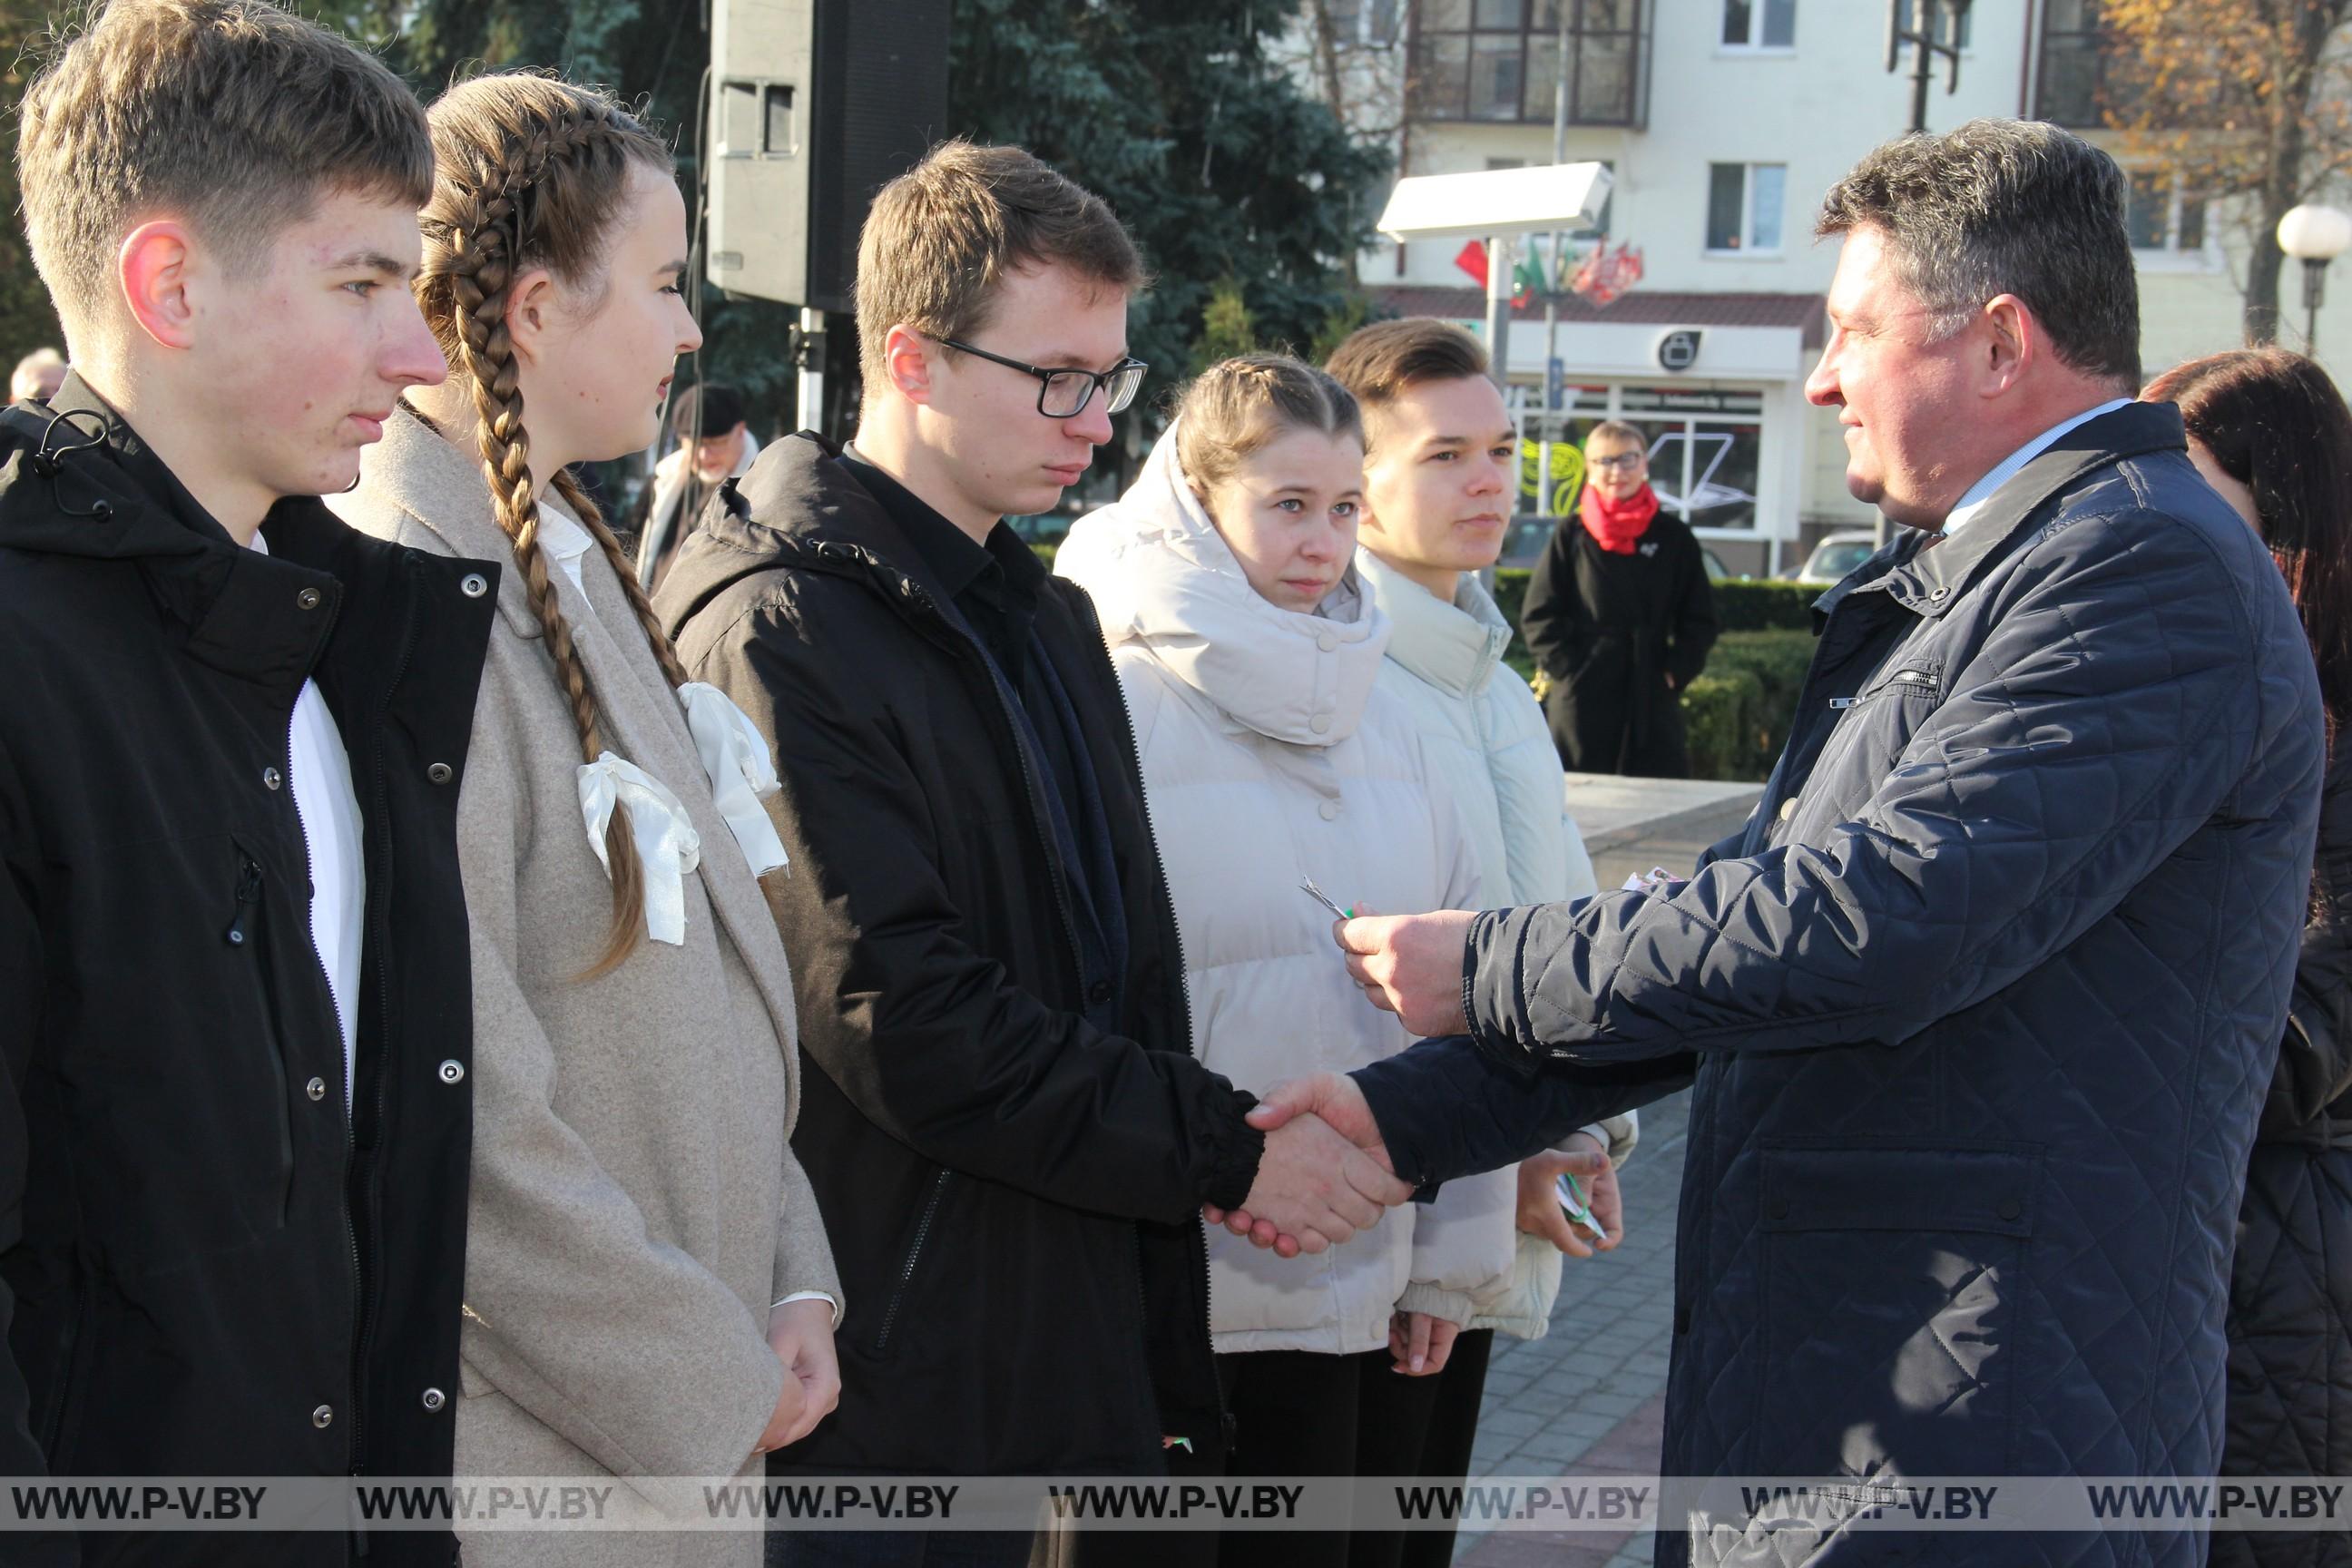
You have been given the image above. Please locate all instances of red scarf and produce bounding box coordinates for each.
[1581,482,1660,554]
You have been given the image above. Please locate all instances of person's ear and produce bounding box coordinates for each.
[118,220,201,352]
[883,325,935,407]
[1979,294,2034,398]
[502,267,561,369]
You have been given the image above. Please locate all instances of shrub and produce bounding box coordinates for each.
[1712,580,1823,632]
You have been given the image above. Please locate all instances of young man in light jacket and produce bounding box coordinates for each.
[1328,319,1636,1564]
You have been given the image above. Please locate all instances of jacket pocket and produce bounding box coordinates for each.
[1755,1143,2041,1478]
[867,1169,952,1359]
[226,840,297,1226]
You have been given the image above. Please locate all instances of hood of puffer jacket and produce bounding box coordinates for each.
[1057,425,1391,747]
[1357,549,1512,701]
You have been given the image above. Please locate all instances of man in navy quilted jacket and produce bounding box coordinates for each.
[1222,120,2327,1567]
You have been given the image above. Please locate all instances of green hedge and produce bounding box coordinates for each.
[1493,570,1818,642]
[1679,629,1815,782]
[1712,579,1822,632]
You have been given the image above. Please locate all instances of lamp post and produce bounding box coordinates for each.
[2276,203,2352,358]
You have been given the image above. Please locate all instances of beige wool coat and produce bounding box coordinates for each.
[332,407,838,1566]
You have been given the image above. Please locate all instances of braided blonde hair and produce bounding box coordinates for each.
[416,73,697,979]
[1174,354,1363,503]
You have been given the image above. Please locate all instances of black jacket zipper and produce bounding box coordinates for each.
[348,555,423,1511]
[871,1169,952,1355]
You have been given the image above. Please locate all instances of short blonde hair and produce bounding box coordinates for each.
[17,0,432,336]
[1584,419,1646,453]
[1175,355,1362,500]
[855,140,1146,388]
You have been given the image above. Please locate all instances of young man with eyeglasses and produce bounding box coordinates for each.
[653,141,1388,1566]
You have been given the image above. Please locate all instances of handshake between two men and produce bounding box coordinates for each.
[1205,908,1614,1259]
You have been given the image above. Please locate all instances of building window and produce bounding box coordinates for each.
[1720,0,1795,49]
[2127,170,2209,255]
[1329,0,1405,44]
[2034,0,2107,127]
[1706,162,1786,253]
[1893,0,1971,48]
[1412,0,1644,125]
[1511,386,1766,532]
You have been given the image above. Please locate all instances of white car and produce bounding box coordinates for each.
[1791,530,1882,586]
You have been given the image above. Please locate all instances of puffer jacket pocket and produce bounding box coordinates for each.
[1755,1142,2041,1479]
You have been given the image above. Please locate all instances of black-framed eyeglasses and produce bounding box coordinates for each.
[1589,452,1646,473]
[941,338,1148,418]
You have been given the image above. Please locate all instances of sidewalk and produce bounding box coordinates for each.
[1451,778,1759,1566]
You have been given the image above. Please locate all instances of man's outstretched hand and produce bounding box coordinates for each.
[1205,1073,1407,1257]
[1333,911,1476,1036]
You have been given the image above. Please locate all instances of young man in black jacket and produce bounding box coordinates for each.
[653,141,1407,1564]
[0,5,496,1563]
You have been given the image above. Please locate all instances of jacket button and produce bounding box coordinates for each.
[1309,713,1332,734]
[438,1059,466,1084]
[1778,799,1797,823]
[1318,799,1340,821]
[1087,979,1113,1006]
[1765,1197,1790,1220]
[421,1387,446,1413]
[305,1076,326,1102]
[1317,632,1337,653]
[426,762,454,785]
[262,766,283,791]
[311,1405,333,1429]
[460,573,489,599]
[1931,586,1950,601]
[296,587,322,610]
[1997,1197,2024,1221]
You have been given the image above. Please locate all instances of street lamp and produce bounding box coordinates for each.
[1374,162,1614,392]
[2276,203,2352,357]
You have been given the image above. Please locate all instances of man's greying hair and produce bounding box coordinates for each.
[1817,119,2141,387]
[17,0,433,338]
[855,140,1147,392]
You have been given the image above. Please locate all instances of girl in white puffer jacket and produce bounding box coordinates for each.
[1056,357,1482,1567]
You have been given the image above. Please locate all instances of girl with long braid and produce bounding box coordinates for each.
[329,73,839,1564]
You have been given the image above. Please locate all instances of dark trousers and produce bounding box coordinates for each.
[771,1528,1034,1568]
[1212,1344,1455,1568]
[1367,1329,1494,1568]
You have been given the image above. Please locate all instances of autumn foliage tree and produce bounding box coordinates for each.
[2099,0,2352,344]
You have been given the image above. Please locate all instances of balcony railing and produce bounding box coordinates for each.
[1408,0,1648,129]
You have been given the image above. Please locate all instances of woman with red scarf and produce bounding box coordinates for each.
[1520,420,1720,776]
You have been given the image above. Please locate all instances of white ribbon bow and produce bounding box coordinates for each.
[678,681,791,877]
[576,752,702,946]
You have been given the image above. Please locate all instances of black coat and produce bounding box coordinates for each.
[1359,404,2325,1567]
[2214,742,2352,1568]
[0,377,496,1566]
[1520,507,1718,777]
[652,433,1264,1476]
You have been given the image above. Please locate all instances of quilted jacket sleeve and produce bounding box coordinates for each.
[1465,507,2308,1074]
[1356,1036,1691,1193]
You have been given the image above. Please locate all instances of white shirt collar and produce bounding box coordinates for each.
[535,505,597,592]
[1941,398,2133,538]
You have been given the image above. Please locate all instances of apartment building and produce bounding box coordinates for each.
[1309,0,2329,574]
